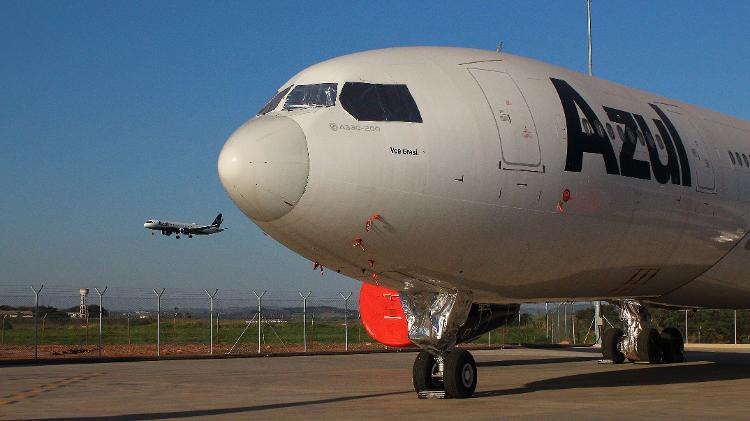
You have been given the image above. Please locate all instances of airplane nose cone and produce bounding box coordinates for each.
[218,116,309,222]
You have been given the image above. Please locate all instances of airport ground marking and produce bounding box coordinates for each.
[0,372,102,406]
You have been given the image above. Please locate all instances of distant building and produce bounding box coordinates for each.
[246,319,287,324]
[0,310,33,318]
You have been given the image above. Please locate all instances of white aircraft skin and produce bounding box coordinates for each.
[219,47,750,397]
[144,213,225,238]
[218,47,750,310]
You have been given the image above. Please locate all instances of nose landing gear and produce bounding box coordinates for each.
[399,289,480,399]
[399,290,518,399]
[412,348,477,399]
[443,348,477,398]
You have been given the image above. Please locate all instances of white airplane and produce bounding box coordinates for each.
[144,213,225,239]
[217,47,750,398]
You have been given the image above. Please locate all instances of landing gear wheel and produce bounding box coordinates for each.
[176,235,180,239]
[637,328,662,363]
[443,349,477,399]
[602,328,625,364]
[660,327,685,363]
[188,234,193,238]
[412,351,443,392]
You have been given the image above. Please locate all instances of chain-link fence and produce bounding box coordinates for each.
[1,286,748,361]
[0,285,371,360]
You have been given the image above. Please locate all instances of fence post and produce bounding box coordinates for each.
[253,290,266,354]
[153,288,165,357]
[572,314,576,344]
[205,289,218,355]
[41,313,47,343]
[685,310,689,345]
[563,303,567,341]
[94,287,107,358]
[298,290,311,352]
[735,310,738,345]
[339,292,352,351]
[31,285,44,360]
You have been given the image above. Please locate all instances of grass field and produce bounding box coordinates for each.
[0,315,579,355]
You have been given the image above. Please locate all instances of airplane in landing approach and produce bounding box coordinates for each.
[144,213,225,239]
[217,46,750,399]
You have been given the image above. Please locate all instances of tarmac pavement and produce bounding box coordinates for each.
[2,346,750,420]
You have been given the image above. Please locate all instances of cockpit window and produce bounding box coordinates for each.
[340,82,422,123]
[258,85,292,115]
[282,83,337,110]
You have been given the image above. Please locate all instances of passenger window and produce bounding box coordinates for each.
[655,134,665,150]
[728,151,736,165]
[283,83,337,110]
[644,131,655,149]
[743,154,749,167]
[617,126,626,144]
[258,85,292,115]
[736,152,743,166]
[605,123,615,139]
[625,127,637,145]
[594,120,606,138]
[340,82,422,122]
[581,118,593,135]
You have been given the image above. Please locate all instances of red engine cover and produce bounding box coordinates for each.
[359,283,412,347]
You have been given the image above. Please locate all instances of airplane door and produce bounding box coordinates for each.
[468,68,542,171]
[659,104,716,193]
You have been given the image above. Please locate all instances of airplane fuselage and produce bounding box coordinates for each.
[218,47,750,309]
[144,215,224,237]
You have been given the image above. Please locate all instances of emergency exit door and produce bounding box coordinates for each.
[469,68,542,171]
[659,104,716,193]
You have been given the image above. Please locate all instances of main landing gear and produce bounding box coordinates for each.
[601,300,685,364]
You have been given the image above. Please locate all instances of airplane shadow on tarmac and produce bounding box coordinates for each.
[23,351,750,419]
[477,356,601,367]
[474,351,750,399]
[26,391,414,421]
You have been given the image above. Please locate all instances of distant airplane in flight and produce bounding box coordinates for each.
[218,46,750,398]
[144,213,225,239]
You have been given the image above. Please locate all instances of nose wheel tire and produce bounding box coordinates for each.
[443,349,477,399]
[602,327,625,363]
[660,327,685,363]
[412,350,443,392]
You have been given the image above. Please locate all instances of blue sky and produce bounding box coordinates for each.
[1,1,749,296]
